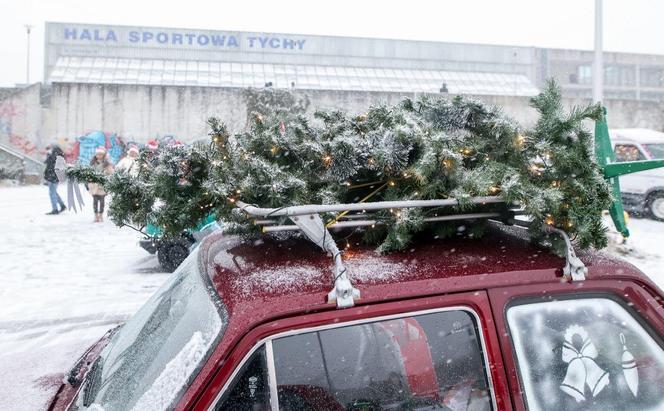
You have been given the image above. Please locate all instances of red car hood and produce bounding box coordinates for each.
[47,325,121,411]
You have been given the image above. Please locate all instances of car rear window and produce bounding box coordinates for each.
[507,297,664,410]
[614,144,646,162]
[643,143,664,159]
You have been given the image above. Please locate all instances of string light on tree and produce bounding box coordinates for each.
[69,80,613,254]
[545,214,555,226]
[516,134,526,148]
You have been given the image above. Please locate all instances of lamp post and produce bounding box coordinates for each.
[593,0,603,103]
[25,24,33,85]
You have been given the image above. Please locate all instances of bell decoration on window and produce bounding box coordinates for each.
[620,333,639,397]
[248,375,258,398]
[559,325,610,402]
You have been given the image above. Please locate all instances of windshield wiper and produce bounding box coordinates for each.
[82,356,104,407]
[65,324,123,387]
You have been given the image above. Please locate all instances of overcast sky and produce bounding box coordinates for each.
[1,0,663,86]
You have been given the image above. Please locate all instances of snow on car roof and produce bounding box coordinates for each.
[190,225,651,390]
[200,227,641,321]
[611,128,664,143]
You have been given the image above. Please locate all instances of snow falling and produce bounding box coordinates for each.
[0,185,169,410]
[1,184,663,410]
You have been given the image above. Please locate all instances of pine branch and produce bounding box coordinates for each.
[99,82,611,253]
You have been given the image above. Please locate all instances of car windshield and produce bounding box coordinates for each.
[76,248,226,411]
[643,143,664,159]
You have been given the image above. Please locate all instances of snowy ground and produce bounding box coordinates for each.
[0,184,663,410]
[0,184,170,410]
[605,216,664,290]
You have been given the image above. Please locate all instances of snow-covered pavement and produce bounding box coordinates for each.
[0,184,170,410]
[608,216,664,290]
[0,184,662,410]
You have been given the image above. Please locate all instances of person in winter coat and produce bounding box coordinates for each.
[115,145,139,176]
[89,146,114,222]
[44,144,66,215]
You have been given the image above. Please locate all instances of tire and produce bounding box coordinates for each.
[157,239,191,272]
[647,192,664,222]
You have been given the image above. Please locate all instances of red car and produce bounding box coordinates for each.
[48,221,664,411]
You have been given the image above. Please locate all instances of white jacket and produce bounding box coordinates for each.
[115,156,138,176]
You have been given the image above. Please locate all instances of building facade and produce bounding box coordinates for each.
[43,22,539,97]
[3,21,664,153]
[43,22,664,101]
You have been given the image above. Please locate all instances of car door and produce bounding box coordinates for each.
[489,280,664,411]
[196,291,513,410]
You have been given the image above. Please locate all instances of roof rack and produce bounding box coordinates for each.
[236,196,586,308]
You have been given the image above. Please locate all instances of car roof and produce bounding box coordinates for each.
[198,225,653,353]
[611,128,664,144]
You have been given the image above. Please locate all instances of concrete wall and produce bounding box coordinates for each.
[47,83,247,141]
[0,84,45,153]
[43,84,541,142]
[0,148,24,179]
[2,82,664,147]
[0,144,43,183]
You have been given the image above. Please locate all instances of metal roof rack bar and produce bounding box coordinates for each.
[236,197,512,309]
[510,219,587,281]
[262,211,506,232]
[253,219,277,226]
[236,196,504,218]
[544,225,587,281]
[235,197,584,308]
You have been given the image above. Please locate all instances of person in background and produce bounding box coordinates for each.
[44,144,66,215]
[115,145,139,176]
[89,146,114,222]
[146,139,159,152]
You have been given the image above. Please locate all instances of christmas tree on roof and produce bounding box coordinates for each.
[67,80,664,254]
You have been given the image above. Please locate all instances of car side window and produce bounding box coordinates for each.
[215,345,270,411]
[507,297,664,411]
[272,310,493,411]
[614,144,646,162]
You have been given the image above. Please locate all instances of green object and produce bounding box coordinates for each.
[145,222,162,237]
[604,160,664,179]
[145,213,216,238]
[594,108,664,237]
[193,213,218,231]
[65,164,107,184]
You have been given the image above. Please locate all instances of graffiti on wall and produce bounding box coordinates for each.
[0,100,23,136]
[0,100,23,119]
[0,100,38,156]
[8,135,37,156]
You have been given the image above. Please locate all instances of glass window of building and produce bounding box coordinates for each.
[577,65,592,85]
[640,67,664,88]
[605,64,636,86]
